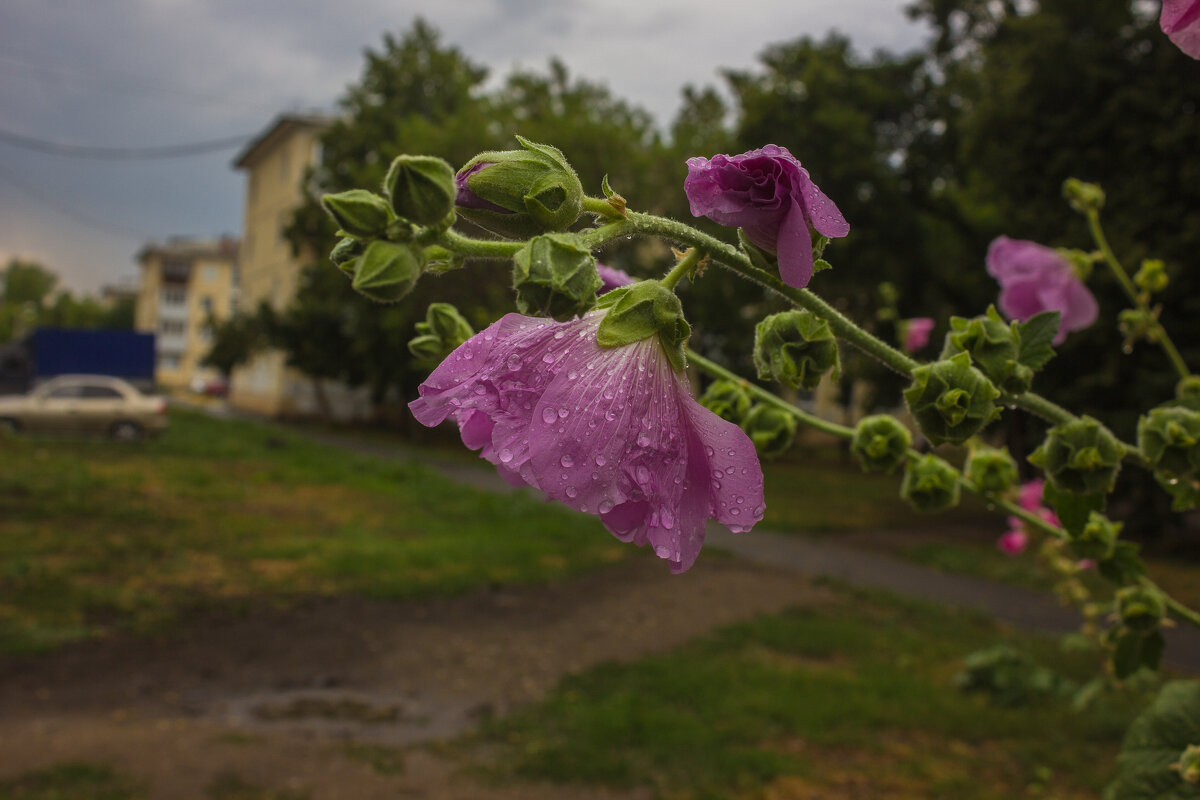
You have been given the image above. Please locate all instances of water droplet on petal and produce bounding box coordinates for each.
[598,499,614,514]
[566,485,578,498]
[725,466,735,475]
[654,544,672,559]
[637,433,652,447]
[499,448,514,463]
[595,454,607,466]
[558,407,570,419]
[507,354,523,371]
[661,509,675,529]
[560,454,574,468]
[736,496,744,504]
[705,446,715,457]
[730,508,741,516]
[542,407,558,424]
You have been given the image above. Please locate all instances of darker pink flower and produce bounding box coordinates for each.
[1162,0,1200,58]
[409,311,765,573]
[1018,479,1045,513]
[902,318,935,353]
[998,526,1029,556]
[986,237,1098,345]
[684,145,849,289]
[596,264,634,294]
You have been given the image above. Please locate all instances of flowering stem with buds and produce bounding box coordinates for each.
[686,347,1200,632]
[1086,210,1190,380]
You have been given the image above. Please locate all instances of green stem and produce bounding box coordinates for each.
[686,347,1199,631]
[662,249,702,290]
[438,229,523,259]
[1087,210,1190,380]
[581,195,625,219]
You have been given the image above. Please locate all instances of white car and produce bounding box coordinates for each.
[0,375,168,440]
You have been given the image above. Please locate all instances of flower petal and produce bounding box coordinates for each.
[681,393,765,533]
[775,198,816,289]
[802,179,850,239]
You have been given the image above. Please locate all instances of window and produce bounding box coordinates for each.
[162,286,187,306]
[200,296,214,316]
[159,353,182,370]
[158,319,185,335]
[204,265,218,282]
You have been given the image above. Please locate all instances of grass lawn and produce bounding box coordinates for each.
[477,585,1147,800]
[0,409,626,654]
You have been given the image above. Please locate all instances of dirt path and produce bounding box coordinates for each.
[0,557,830,799]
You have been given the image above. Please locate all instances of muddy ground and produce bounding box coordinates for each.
[0,557,831,800]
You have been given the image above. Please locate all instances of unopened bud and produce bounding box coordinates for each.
[384,155,456,226]
[1071,511,1119,561]
[753,310,839,391]
[700,380,752,425]
[901,454,961,512]
[850,415,911,474]
[1174,744,1200,785]
[965,446,1018,495]
[941,307,1032,395]
[1115,586,1165,634]
[512,234,601,322]
[1029,416,1124,495]
[329,237,365,276]
[1134,259,1168,293]
[351,240,423,303]
[409,302,474,362]
[321,189,391,238]
[904,352,1000,446]
[1138,406,1200,480]
[742,404,797,459]
[455,137,583,239]
[596,280,690,373]
[1062,178,1105,214]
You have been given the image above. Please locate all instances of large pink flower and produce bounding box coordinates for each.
[1162,0,1200,58]
[684,145,849,290]
[986,237,1098,345]
[409,311,765,573]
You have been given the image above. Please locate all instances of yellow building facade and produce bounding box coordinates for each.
[228,114,369,419]
[134,238,238,390]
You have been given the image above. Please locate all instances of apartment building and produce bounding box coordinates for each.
[227,114,369,418]
[134,237,238,389]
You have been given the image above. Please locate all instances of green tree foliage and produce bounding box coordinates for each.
[0,259,132,344]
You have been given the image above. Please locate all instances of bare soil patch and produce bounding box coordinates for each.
[0,556,831,799]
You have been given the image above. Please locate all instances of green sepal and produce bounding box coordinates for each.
[1116,586,1167,635]
[596,281,690,373]
[753,310,839,391]
[1107,681,1200,798]
[1029,415,1125,495]
[1042,482,1105,538]
[901,454,961,512]
[1071,510,1120,561]
[1015,311,1061,373]
[511,234,601,322]
[1135,259,1169,294]
[350,240,423,303]
[1098,541,1146,586]
[965,446,1018,495]
[1062,177,1105,214]
[903,352,1000,446]
[850,415,912,474]
[742,404,797,459]
[941,306,1040,395]
[422,245,465,274]
[321,189,391,239]
[384,155,457,226]
[700,379,752,425]
[329,237,365,276]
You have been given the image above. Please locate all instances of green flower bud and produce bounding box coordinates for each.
[1178,376,1200,402]
[903,352,1000,446]
[1138,406,1200,479]
[752,310,839,390]
[700,379,752,425]
[350,240,423,303]
[941,306,1032,395]
[511,234,601,322]
[384,155,456,226]
[321,189,391,238]
[422,245,465,274]
[408,302,474,362]
[596,281,690,373]
[1072,511,1120,561]
[330,237,365,276]
[1062,178,1105,214]
[1174,744,1200,785]
[965,446,1018,495]
[901,454,961,512]
[1134,259,1168,293]
[1115,586,1165,634]
[1029,416,1125,494]
[850,415,912,474]
[742,404,797,459]
[455,137,583,239]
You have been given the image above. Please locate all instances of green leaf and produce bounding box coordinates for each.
[1017,311,1061,371]
[1099,541,1147,585]
[1113,630,1145,680]
[601,174,614,199]
[1043,482,1105,536]
[1107,681,1200,800]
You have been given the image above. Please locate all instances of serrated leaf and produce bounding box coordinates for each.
[1107,681,1200,800]
[601,174,614,199]
[813,258,833,273]
[1043,482,1104,536]
[1017,311,1061,371]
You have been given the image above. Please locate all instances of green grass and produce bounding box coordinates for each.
[478,586,1144,800]
[0,762,143,800]
[0,410,627,654]
[205,773,308,800]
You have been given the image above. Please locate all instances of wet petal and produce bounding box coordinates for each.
[775,198,816,289]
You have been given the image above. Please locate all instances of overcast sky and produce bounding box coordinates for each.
[0,1,929,294]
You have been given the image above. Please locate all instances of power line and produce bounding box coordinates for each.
[0,161,147,239]
[0,125,255,160]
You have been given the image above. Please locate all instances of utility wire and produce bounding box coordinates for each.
[0,161,147,239]
[0,125,254,160]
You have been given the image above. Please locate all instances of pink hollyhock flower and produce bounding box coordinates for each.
[1018,479,1045,513]
[684,145,849,290]
[1076,558,1097,571]
[986,237,1098,345]
[998,525,1029,556]
[902,318,935,353]
[408,311,765,573]
[596,264,634,294]
[1162,0,1200,58]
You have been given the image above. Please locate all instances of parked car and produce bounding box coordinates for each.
[0,375,168,440]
